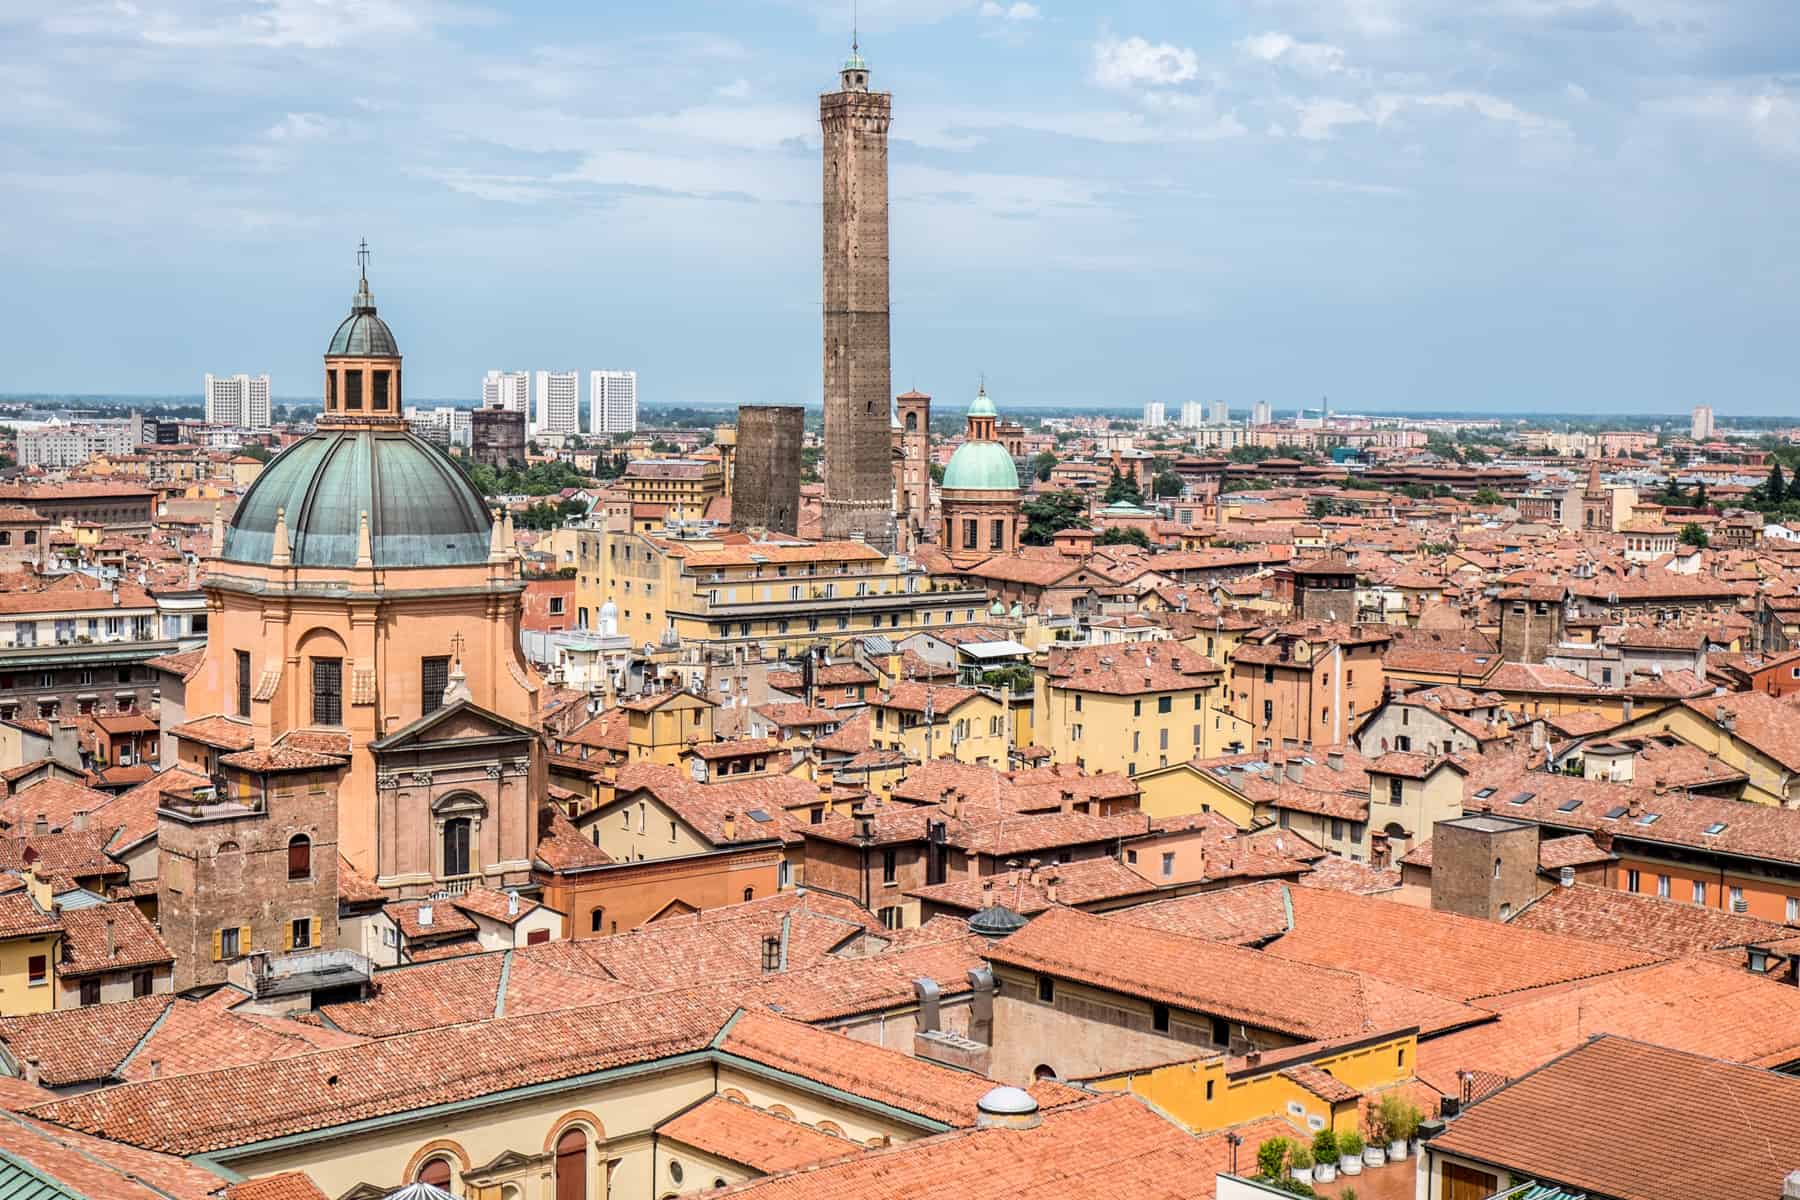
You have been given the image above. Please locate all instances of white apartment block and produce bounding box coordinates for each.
[1691,405,1715,441]
[204,373,271,428]
[15,420,136,469]
[1252,400,1273,427]
[1143,401,1167,429]
[405,406,473,448]
[482,370,531,413]
[1208,399,1230,426]
[1178,401,1205,429]
[534,370,581,436]
[589,370,638,435]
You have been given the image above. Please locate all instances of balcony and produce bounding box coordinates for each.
[248,947,373,1001]
[434,873,479,897]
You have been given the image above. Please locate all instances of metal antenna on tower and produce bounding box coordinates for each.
[852,0,858,53]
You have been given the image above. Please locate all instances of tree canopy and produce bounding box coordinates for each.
[1021,491,1089,545]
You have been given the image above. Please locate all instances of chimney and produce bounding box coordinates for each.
[1733,895,1750,915]
[722,810,737,842]
[966,966,996,1046]
[1559,866,1575,887]
[507,889,520,917]
[105,914,117,959]
[1783,1169,1800,1200]
[419,904,434,928]
[1285,760,1304,783]
[1529,720,1546,751]
[1045,874,1060,905]
[913,977,942,1033]
[148,1059,162,1079]
[1026,858,1041,885]
[33,814,48,836]
[1326,751,1343,772]
[1060,789,1075,814]
[22,1059,40,1087]
[71,810,87,832]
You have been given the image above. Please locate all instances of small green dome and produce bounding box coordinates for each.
[943,441,1019,491]
[968,388,997,418]
[327,277,398,357]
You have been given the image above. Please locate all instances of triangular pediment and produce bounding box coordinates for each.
[370,698,538,753]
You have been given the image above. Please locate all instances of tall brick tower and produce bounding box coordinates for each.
[820,41,897,552]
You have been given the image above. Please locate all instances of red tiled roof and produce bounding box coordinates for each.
[1509,883,1791,957]
[166,715,255,752]
[1428,1035,1800,1200]
[656,1095,859,1173]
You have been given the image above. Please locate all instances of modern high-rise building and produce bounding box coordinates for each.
[534,370,580,436]
[819,44,896,553]
[1253,400,1273,427]
[1209,399,1230,426]
[1691,405,1715,441]
[590,370,638,435]
[204,373,271,427]
[1143,402,1167,429]
[1178,401,1205,429]
[481,370,530,414]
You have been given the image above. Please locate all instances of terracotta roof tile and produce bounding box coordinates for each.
[57,901,172,977]
[657,1095,860,1173]
[1428,1035,1800,1200]
[1509,883,1791,957]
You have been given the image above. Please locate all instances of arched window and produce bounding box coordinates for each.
[444,818,472,878]
[418,1157,453,1188]
[1033,1063,1058,1081]
[287,834,311,881]
[555,1127,587,1200]
[742,886,754,902]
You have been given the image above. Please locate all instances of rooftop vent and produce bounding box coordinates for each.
[976,1085,1041,1130]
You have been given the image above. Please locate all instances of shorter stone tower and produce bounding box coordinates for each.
[732,405,804,536]
[895,390,932,553]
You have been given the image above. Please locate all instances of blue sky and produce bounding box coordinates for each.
[1,0,1796,413]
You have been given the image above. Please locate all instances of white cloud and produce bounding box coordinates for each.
[1374,91,1568,137]
[1238,31,1348,76]
[716,78,753,100]
[1652,82,1800,159]
[265,112,331,141]
[1093,35,1199,89]
[112,0,491,49]
[1294,98,1373,139]
[980,1,1040,19]
[1299,177,1410,196]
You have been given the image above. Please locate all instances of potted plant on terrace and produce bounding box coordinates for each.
[1381,1095,1419,1160]
[1289,1144,1315,1185]
[1311,1129,1339,1184]
[1337,1130,1364,1176]
[1255,1137,1291,1184]
[1361,1110,1388,1167]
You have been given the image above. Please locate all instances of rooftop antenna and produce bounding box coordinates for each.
[853,0,859,54]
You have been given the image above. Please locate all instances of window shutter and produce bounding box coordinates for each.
[211,929,223,961]
[283,921,294,952]
[239,925,252,953]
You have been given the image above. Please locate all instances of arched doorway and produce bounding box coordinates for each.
[554,1126,587,1200]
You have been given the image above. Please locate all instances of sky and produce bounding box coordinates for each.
[1,0,1797,413]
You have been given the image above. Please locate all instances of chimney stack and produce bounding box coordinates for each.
[105,914,117,958]
[1559,866,1575,888]
[723,810,737,842]
[419,904,434,928]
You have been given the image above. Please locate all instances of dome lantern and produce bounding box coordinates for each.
[322,240,404,423]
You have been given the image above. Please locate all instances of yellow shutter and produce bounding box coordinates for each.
[239,925,252,953]
[211,929,223,961]
[282,920,293,951]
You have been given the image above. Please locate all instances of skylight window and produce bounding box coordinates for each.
[1509,791,1535,806]
[1557,799,1581,813]
[1474,788,1497,800]
[747,808,772,822]
[1603,805,1628,820]
[1703,822,1727,836]
[1635,812,1660,826]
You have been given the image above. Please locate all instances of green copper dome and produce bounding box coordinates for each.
[967,388,997,418]
[943,441,1019,491]
[326,276,399,357]
[222,430,492,568]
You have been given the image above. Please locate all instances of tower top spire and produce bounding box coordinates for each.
[841,3,869,85]
[357,237,370,281]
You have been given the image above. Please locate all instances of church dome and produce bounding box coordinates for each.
[943,441,1019,491]
[967,388,997,418]
[326,275,399,357]
[222,430,492,568]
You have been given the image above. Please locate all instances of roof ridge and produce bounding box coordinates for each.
[110,995,178,1081]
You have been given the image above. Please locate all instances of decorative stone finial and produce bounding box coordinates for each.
[209,502,224,558]
[355,508,373,569]
[270,507,291,567]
